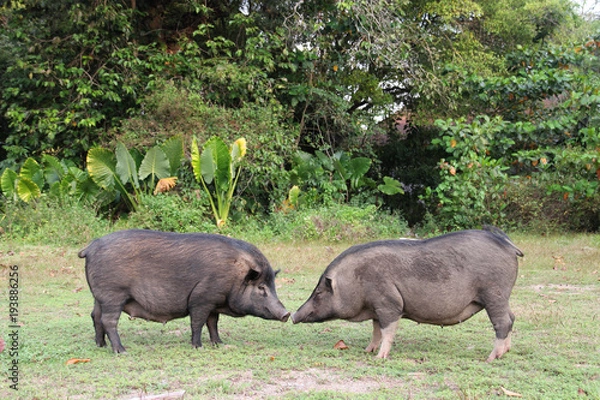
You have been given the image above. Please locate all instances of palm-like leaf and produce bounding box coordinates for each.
[87,148,117,190]
[139,146,170,182]
[42,154,66,185]
[20,157,44,189]
[191,137,203,183]
[87,147,138,211]
[1,168,18,199]
[201,137,231,192]
[16,176,41,203]
[115,142,139,188]
[161,136,184,176]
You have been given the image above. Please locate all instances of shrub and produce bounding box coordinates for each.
[1,197,111,246]
[259,204,410,242]
[111,81,299,213]
[117,190,214,233]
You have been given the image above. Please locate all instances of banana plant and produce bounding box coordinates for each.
[191,136,246,227]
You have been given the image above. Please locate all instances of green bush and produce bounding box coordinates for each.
[255,204,410,242]
[503,176,600,233]
[112,81,298,213]
[117,190,214,233]
[1,197,111,246]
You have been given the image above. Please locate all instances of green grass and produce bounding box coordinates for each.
[0,233,599,399]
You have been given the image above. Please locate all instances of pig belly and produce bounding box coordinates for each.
[403,301,484,326]
[123,300,188,324]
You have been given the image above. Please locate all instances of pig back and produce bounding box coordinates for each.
[80,230,253,312]
[328,229,521,324]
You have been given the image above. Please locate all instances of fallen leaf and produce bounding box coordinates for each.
[0,337,5,353]
[500,387,522,397]
[73,287,83,293]
[154,177,178,195]
[333,340,349,350]
[66,358,91,365]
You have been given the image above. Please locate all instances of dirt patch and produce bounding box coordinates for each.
[262,368,406,396]
[190,368,411,398]
[530,284,598,294]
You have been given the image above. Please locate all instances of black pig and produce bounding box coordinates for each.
[292,227,523,361]
[79,230,290,353]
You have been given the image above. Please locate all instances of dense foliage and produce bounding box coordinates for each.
[1,0,599,234]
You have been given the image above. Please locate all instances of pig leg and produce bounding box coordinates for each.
[365,320,382,353]
[91,300,106,347]
[485,306,515,362]
[375,320,399,359]
[189,306,213,348]
[207,312,222,345]
[99,304,126,353]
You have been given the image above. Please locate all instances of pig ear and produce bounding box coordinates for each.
[244,268,261,283]
[324,277,334,293]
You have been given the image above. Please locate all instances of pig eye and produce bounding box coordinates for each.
[258,284,267,296]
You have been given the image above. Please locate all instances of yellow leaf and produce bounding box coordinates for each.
[333,65,338,72]
[66,358,91,365]
[450,139,457,148]
[333,340,349,350]
[449,166,456,176]
[154,177,178,195]
[234,138,247,158]
[500,387,522,397]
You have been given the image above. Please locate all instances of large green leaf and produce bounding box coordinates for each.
[201,137,231,191]
[16,176,41,203]
[1,168,18,199]
[115,142,139,188]
[191,136,202,183]
[161,136,184,176]
[348,157,372,188]
[42,155,66,185]
[68,166,99,203]
[139,146,170,181]
[86,147,117,190]
[20,157,44,189]
[378,176,405,195]
[87,147,138,211]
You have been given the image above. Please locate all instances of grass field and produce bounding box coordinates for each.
[0,232,599,399]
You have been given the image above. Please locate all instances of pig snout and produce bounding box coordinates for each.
[290,312,298,324]
[268,300,290,322]
[290,307,310,324]
[280,311,291,322]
